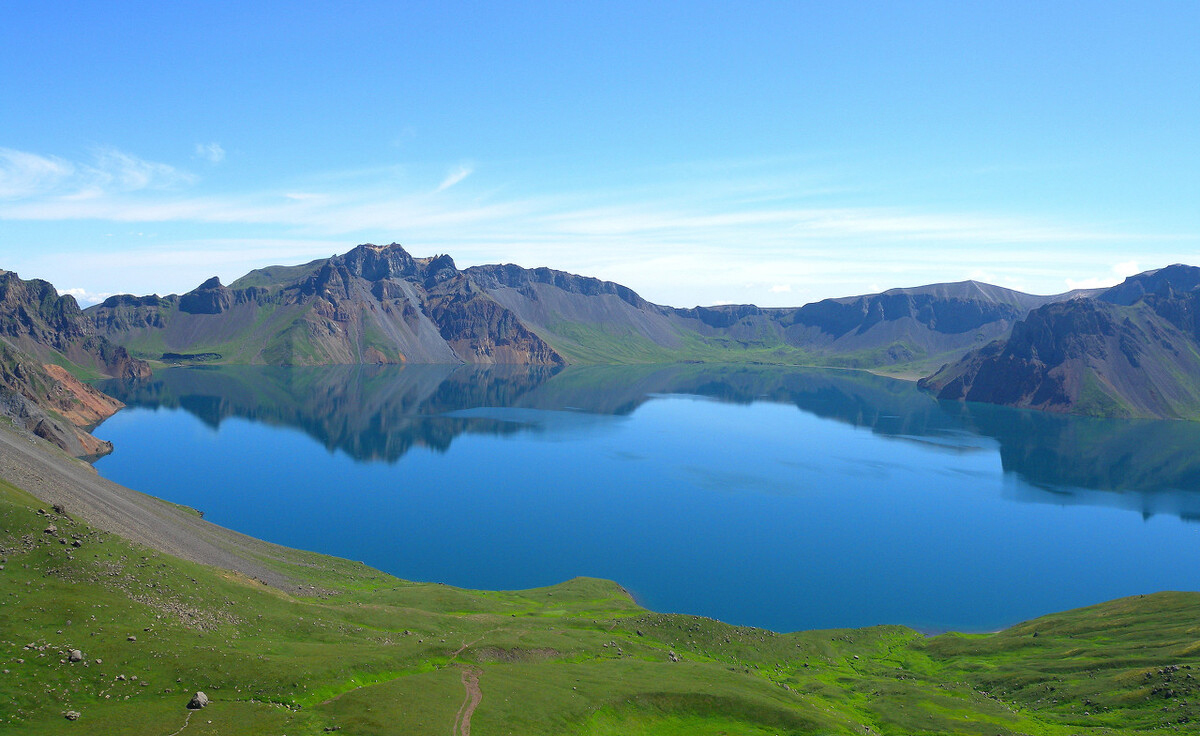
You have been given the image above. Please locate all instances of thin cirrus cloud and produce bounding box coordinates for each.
[1065,260,1143,291]
[1,145,1184,306]
[433,163,473,193]
[194,142,226,164]
[0,148,74,198]
[0,145,1149,249]
[0,146,194,201]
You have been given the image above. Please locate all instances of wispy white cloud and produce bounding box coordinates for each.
[0,146,1192,309]
[194,142,226,164]
[89,148,195,191]
[1113,260,1141,278]
[15,239,349,300]
[60,287,114,307]
[0,148,74,198]
[434,163,473,193]
[0,146,193,201]
[1065,261,1143,291]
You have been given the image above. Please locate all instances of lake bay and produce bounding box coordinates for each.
[94,364,1200,634]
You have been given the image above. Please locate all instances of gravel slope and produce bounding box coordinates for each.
[0,422,342,595]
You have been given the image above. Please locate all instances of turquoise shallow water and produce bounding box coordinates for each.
[93,364,1200,633]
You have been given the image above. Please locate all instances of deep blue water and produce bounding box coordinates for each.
[93,364,1200,633]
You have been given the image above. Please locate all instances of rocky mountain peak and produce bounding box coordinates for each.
[419,254,459,288]
[1101,264,1200,306]
[339,242,419,282]
[180,276,233,315]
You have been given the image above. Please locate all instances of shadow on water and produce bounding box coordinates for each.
[100,362,1200,519]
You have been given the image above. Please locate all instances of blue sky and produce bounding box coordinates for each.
[2,1,1197,307]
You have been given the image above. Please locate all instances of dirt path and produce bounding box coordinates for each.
[451,666,482,736]
[448,627,504,662]
[163,710,193,736]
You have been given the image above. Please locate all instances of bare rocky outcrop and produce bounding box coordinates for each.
[922,267,1200,419]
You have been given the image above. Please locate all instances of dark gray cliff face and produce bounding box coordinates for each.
[922,267,1200,419]
[788,292,1026,338]
[0,272,90,346]
[425,274,565,366]
[339,241,419,282]
[922,300,1116,409]
[671,304,765,329]
[1142,287,1200,341]
[466,264,653,310]
[1007,299,1118,365]
[179,277,233,315]
[1100,265,1200,306]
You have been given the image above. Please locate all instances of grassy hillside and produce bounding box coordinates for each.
[3,473,1198,734]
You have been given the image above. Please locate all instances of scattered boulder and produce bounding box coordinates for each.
[127,636,137,642]
[53,503,65,515]
[64,710,80,720]
[44,524,57,535]
[187,691,209,709]
[68,650,83,662]
[668,650,680,663]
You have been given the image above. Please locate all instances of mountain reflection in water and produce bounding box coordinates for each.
[100,363,1200,521]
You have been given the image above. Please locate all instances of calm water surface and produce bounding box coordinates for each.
[94,364,1200,633]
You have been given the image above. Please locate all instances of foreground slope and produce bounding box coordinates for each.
[923,265,1200,419]
[87,243,1085,371]
[2,436,1199,734]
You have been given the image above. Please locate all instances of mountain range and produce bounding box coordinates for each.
[85,242,1096,373]
[3,243,1200,453]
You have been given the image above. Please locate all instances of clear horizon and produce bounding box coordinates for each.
[3,2,1198,307]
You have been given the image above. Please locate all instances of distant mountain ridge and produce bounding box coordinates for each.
[922,265,1200,419]
[2,244,1199,421]
[84,242,1089,372]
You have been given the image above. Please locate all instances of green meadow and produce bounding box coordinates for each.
[2,475,1199,735]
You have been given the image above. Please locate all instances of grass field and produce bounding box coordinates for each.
[2,474,1198,734]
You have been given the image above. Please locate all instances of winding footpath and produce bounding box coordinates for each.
[451,667,483,736]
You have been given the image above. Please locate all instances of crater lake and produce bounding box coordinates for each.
[93,364,1200,634]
